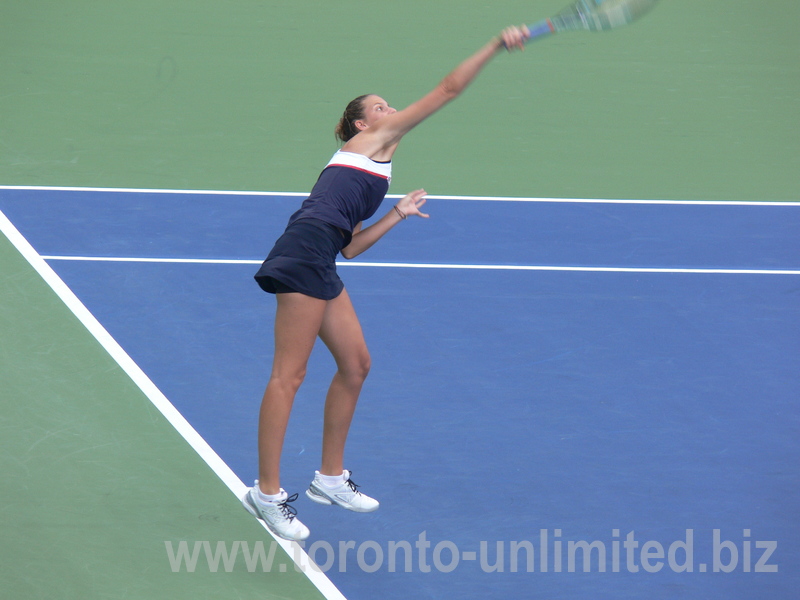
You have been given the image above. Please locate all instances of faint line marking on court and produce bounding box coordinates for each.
[39,255,800,275]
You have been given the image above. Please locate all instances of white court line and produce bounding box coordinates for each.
[39,255,800,275]
[0,210,347,600]
[40,255,264,264]
[2,184,799,206]
[0,184,309,197]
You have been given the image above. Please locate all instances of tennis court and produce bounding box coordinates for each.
[1,2,798,599]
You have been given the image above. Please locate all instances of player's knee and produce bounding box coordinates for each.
[359,350,372,380]
[270,368,307,395]
[343,348,371,383]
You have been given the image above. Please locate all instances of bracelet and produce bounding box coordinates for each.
[393,205,407,220]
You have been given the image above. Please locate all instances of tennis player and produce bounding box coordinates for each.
[243,25,530,541]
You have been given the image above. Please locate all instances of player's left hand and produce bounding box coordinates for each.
[396,189,430,219]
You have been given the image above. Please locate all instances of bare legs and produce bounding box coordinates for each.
[317,289,371,476]
[257,292,324,494]
[258,288,370,495]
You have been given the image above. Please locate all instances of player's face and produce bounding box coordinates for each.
[357,96,396,130]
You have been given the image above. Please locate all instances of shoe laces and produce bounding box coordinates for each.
[277,493,300,521]
[344,473,361,495]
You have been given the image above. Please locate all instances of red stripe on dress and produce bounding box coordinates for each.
[326,163,390,180]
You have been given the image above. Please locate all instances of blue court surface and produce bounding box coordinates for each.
[1,187,798,599]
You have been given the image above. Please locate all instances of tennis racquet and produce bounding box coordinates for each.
[525,0,659,42]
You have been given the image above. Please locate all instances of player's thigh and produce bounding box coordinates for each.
[272,292,327,378]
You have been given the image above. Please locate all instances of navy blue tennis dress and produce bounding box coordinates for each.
[254,150,392,300]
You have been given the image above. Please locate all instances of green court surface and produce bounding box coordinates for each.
[1,0,798,200]
[1,1,798,599]
[0,230,326,599]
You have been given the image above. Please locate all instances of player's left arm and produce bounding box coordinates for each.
[341,189,429,259]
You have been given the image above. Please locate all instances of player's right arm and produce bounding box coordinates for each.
[343,26,529,158]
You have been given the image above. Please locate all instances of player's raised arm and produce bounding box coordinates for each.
[342,26,529,159]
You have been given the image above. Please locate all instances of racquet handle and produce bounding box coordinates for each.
[525,19,556,43]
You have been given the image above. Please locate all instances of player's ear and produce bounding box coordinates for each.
[355,119,368,131]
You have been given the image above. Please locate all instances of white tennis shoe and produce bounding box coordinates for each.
[305,470,379,513]
[242,483,310,541]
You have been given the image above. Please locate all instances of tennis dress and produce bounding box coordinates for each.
[254,150,392,300]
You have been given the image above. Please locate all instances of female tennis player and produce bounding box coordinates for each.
[243,25,530,541]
